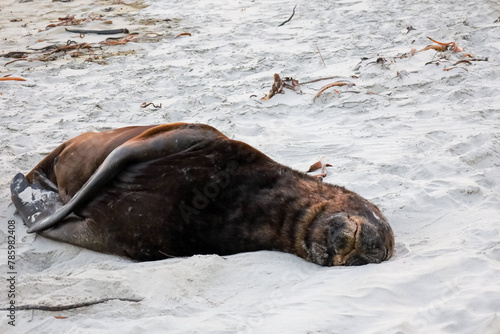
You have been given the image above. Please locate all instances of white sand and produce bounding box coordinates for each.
[1,0,499,333]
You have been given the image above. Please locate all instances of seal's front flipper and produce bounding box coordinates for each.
[10,173,63,229]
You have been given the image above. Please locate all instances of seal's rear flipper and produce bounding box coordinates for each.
[10,173,63,229]
[11,174,101,250]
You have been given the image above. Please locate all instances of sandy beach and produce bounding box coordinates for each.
[1,0,499,333]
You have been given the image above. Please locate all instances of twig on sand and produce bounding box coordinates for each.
[465,57,488,62]
[313,82,354,101]
[278,5,297,27]
[300,76,339,85]
[1,297,143,312]
[316,45,326,67]
[5,58,29,66]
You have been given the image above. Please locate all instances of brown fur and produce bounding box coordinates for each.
[11,123,394,266]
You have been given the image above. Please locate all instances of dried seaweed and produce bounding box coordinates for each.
[261,73,285,100]
[313,82,354,100]
[419,36,464,53]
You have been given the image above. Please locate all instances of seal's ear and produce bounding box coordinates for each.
[10,173,62,229]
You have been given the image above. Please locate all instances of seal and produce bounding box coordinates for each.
[10,123,394,266]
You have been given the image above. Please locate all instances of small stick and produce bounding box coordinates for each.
[313,82,351,100]
[468,58,488,62]
[300,76,339,85]
[5,58,30,66]
[1,298,143,312]
[278,5,297,27]
[316,45,326,67]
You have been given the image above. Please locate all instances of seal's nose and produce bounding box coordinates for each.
[349,215,394,265]
[329,213,394,266]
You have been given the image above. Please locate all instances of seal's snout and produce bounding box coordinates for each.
[352,218,394,265]
[328,213,394,266]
